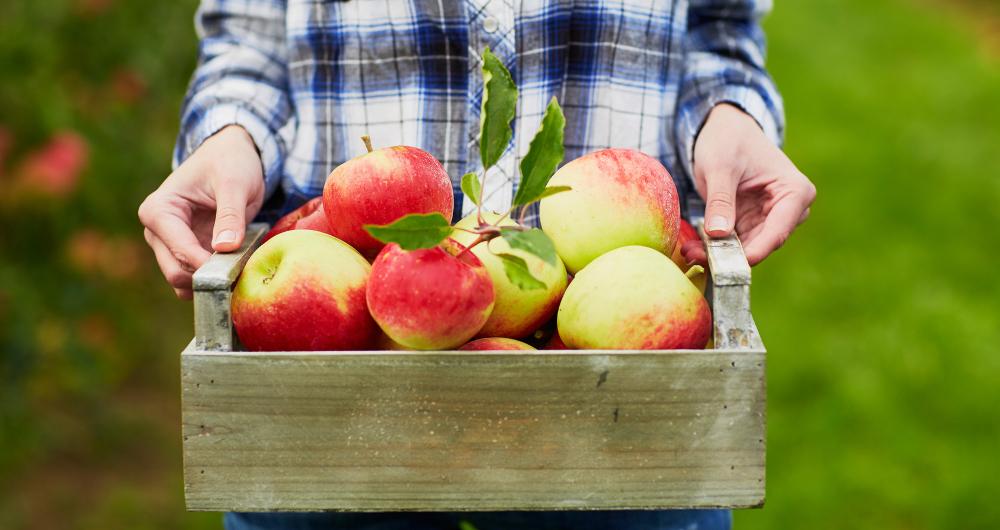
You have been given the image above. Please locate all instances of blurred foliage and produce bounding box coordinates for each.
[0,0,217,528]
[737,1,1000,529]
[0,0,997,529]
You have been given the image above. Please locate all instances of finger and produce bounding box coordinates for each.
[174,288,193,300]
[798,207,811,226]
[742,191,811,266]
[702,169,739,238]
[145,228,194,292]
[211,179,250,252]
[139,198,212,270]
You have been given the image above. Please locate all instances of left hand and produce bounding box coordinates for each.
[682,103,816,266]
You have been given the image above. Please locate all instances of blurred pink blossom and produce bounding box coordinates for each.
[66,229,142,280]
[111,68,148,105]
[75,0,114,16]
[17,131,89,197]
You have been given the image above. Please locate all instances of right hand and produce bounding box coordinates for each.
[138,125,265,299]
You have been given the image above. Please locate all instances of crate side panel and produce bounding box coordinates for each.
[182,351,765,511]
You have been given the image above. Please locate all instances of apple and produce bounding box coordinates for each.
[539,148,680,273]
[366,240,495,350]
[231,230,377,351]
[669,219,700,270]
[557,246,711,350]
[451,211,567,339]
[459,338,536,351]
[323,144,454,258]
[543,330,570,350]
[374,330,409,351]
[262,197,331,243]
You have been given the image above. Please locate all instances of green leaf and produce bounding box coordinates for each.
[363,213,452,250]
[500,227,558,266]
[479,47,517,170]
[535,185,572,201]
[513,97,566,207]
[460,172,482,206]
[495,253,548,290]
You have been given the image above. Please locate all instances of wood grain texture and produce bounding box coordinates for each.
[182,345,766,512]
[183,220,766,511]
[693,224,757,350]
[192,223,268,351]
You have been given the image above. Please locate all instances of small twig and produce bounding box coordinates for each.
[517,204,531,227]
[361,135,373,153]
[456,233,489,258]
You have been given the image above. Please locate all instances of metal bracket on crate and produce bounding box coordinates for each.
[192,223,268,352]
[691,217,760,350]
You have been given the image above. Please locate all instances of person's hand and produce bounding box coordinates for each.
[682,103,816,266]
[138,125,265,299]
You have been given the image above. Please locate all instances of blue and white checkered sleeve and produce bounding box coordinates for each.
[676,0,785,184]
[173,0,293,199]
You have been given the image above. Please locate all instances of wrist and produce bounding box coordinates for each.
[213,125,258,152]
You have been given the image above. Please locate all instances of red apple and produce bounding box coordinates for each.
[323,144,454,258]
[539,148,680,273]
[669,219,700,270]
[231,230,377,351]
[262,197,331,243]
[459,338,536,351]
[366,240,494,350]
[543,330,570,350]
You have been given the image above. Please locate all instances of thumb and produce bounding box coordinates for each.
[211,184,249,252]
[702,170,738,238]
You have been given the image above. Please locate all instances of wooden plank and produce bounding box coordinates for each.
[182,345,765,512]
[700,228,751,288]
[192,223,268,351]
[192,222,269,291]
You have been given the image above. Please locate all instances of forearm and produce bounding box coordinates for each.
[677,0,785,183]
[174,0,294,199]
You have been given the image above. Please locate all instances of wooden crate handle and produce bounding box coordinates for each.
[692,218,761,350]
[192,223,268,351]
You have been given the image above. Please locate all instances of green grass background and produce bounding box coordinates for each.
[0,0,997,529]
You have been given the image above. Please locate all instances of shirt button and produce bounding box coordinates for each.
[483,16,499,34]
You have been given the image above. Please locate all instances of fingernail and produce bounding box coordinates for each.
[214,230,237,245]
[707,215,729,233]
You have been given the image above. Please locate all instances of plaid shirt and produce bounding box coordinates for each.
[174,0,784,223]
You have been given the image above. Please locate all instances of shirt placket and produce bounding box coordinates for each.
[464,0,518,218]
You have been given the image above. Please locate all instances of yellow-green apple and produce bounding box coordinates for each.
[539,148,680,273]
[323,144,453,258]
[231,230,377,351]
[262,197,331,243]
[459,337,536,351]
[451,211,567,339]
[366,240,494,350]
[557,246,711,350]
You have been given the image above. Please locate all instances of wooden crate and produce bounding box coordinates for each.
[183,222,765,512]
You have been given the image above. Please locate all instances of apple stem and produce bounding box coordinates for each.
[456,233,489,257]
[516,205,530,226]
[361,135,373,153]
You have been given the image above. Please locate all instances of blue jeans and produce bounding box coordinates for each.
[223,510,731,529]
